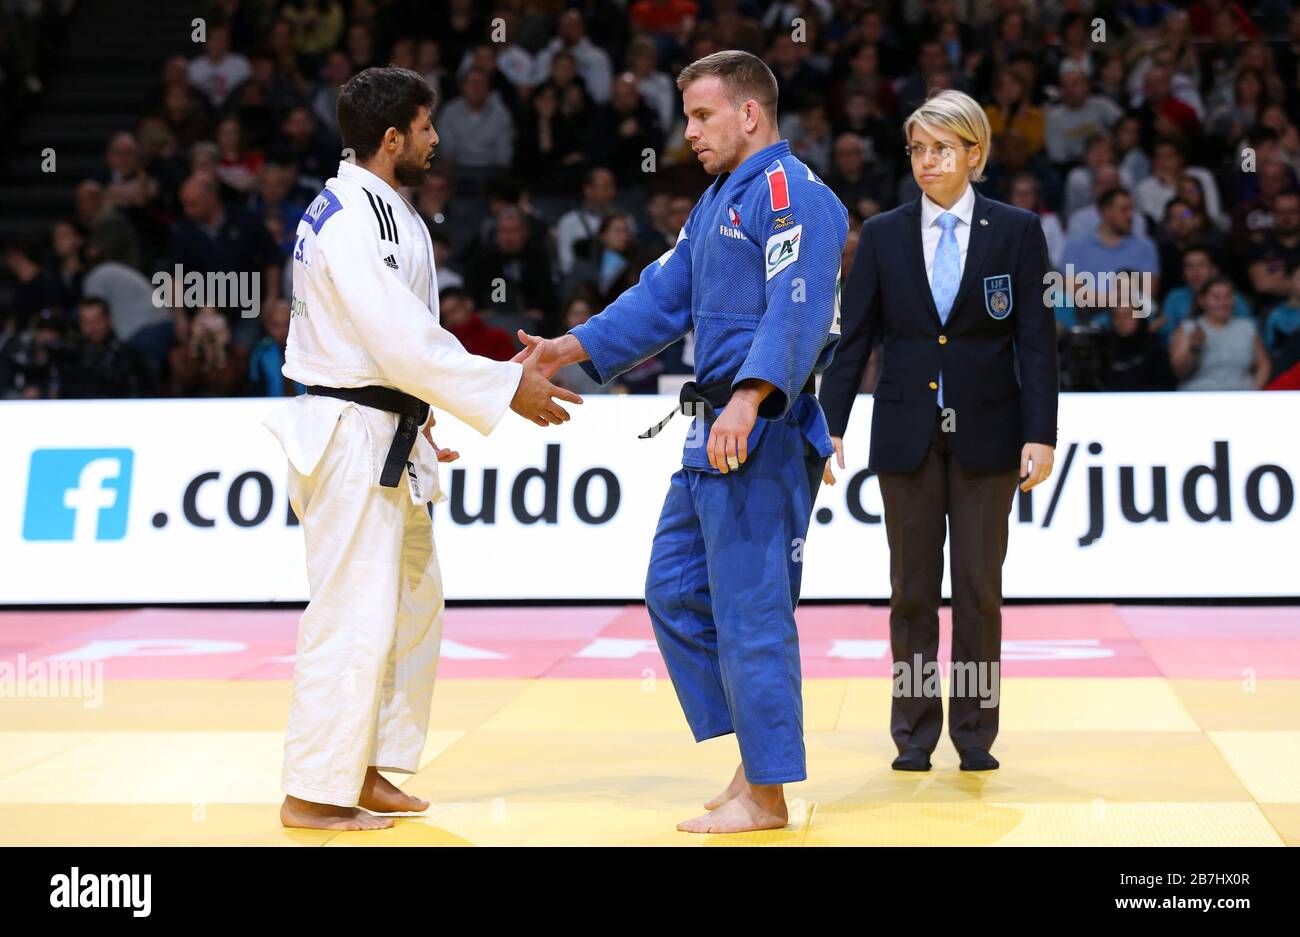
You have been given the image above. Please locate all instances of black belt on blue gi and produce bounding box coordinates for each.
[639,373,816,439]
[307,385,429,487]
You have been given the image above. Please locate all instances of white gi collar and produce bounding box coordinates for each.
[921,181,975,230]
[337,160,407,209]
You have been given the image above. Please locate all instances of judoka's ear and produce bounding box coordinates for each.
[382,125,402,153]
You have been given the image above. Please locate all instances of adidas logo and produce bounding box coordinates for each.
[383,254,399,269]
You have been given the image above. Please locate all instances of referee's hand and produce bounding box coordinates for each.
[1019,443,1054,492]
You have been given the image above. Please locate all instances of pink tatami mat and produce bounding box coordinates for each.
[2,604,1296,680]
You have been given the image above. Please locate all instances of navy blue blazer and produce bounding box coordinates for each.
[819,189,1059,474]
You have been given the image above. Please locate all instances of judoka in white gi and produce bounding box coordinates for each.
[265,67,579,831]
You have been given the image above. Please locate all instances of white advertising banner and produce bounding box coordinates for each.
[1,393,1296,603]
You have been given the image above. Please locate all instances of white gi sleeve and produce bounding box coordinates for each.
[319,207,523,435]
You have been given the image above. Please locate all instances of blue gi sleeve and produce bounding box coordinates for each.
[569,209,696,385]
[733,185,848,419]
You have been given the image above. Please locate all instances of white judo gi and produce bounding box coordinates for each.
[265,160,522,806]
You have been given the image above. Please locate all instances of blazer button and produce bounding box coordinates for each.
[928,381,939,391]
[938,335,948,344]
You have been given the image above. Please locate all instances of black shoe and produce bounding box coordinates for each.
[892,747,932,771]
[959,748,999,771]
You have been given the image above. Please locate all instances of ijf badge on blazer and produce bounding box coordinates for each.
[983,274,1013,320]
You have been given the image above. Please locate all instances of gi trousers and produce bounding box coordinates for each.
[877,412,1019,756]
[644,417,824,785]
[281,406,444,806]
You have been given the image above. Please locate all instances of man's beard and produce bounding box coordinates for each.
[395,142,433,187]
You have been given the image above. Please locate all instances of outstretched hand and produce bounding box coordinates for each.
[510,339,583,426]
[512,330,567,381]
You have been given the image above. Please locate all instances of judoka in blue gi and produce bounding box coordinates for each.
[517,51,849,833]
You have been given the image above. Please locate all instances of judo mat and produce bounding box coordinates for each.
[0,603,1297,847]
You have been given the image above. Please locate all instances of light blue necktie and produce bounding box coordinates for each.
[930,211,960,407]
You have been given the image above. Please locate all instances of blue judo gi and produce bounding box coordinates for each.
[572,140,849,783]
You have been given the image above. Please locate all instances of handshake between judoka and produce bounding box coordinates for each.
[268,47,847,836]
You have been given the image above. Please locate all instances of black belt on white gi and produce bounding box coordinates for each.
[639,373,816,439]
[307,384,429,488]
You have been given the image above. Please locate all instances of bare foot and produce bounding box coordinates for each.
[280,795,394,831]
[703,762,747,810]
[358,767,430,814]
[678,783,788,834]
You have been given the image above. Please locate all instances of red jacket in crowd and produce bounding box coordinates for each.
[448,313,517,362]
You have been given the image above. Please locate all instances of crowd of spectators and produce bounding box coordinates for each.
[0,0,73,146]
[4,0,1300,400]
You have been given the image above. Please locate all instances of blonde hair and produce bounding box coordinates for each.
[903,89,992,182]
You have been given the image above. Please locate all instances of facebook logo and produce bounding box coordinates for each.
[23,449,134,542]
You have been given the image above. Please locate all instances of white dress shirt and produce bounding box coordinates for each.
[919,181,975,409]
[920,180,975,288]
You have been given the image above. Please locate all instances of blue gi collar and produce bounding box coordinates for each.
[713,139,793,197]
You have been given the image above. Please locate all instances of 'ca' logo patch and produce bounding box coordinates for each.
[765,225,802,280]
[983,274,1012,320]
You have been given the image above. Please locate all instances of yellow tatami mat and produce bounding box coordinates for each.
[0,676,1293,846]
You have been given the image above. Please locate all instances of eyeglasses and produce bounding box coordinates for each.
[904,142,972,161]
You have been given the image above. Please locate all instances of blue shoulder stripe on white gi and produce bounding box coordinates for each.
[302,189,343,234]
